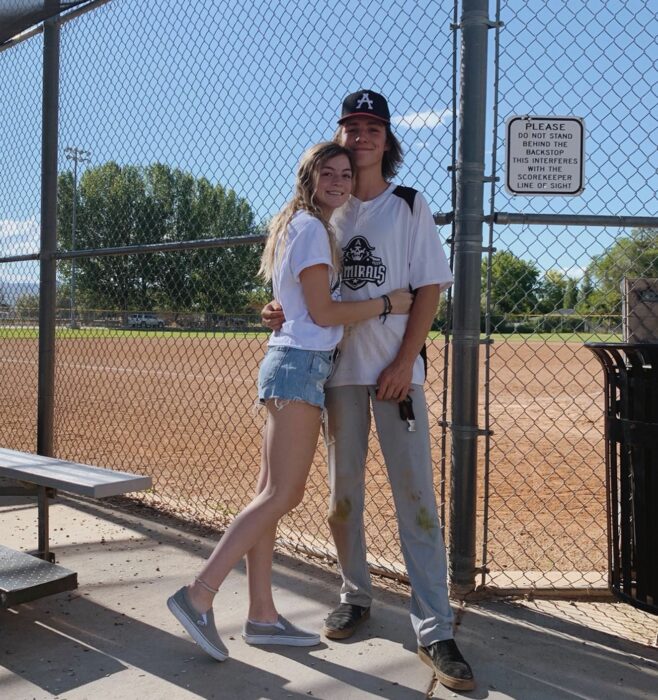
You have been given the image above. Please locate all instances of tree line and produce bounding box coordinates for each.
[483,228,658,323]
[56,162,268,316]
[5,161,656,323]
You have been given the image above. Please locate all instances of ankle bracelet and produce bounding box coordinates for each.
[195,576,219,594]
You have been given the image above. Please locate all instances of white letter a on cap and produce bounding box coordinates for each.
[355,92,374,110]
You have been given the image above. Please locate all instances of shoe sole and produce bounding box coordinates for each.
[322,608,370,640]
[418,647,475,691]
[167,596,228,661]
[242,633,321,647]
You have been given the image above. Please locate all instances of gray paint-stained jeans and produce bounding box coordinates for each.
[324,384,454,646]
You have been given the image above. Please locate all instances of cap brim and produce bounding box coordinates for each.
[338,113,390,125]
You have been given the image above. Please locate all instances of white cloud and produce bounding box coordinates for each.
[392,109,453,130]
[562,265,587,279]
[0,217,40,256]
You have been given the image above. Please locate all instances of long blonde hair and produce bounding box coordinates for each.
[259,142,354,282]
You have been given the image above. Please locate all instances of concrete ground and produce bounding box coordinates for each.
[1,495,657,700]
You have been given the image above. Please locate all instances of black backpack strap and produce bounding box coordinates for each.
[395,185,424,377]
[392,185,418,213]
[420,343,428,380]
[409,285,428,380]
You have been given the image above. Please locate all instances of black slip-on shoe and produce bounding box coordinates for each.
[323,603,370,639]
[418,638,475,691]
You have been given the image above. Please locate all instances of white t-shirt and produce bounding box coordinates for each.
[269,210,342,351]
[327,183,453,387]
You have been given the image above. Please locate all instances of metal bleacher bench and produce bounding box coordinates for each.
[0,447,151,609]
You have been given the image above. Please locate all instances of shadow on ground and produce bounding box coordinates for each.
[1,494,657,699]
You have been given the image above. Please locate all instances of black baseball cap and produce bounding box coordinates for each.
[338,90,391,125]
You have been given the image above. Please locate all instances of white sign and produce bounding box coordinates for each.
[505,116,585,195]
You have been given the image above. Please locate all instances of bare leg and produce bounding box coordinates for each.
[245,421,278,622]
[187,400,321,614]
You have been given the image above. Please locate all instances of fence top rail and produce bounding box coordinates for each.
[433,212,658,228]
[0,0,112,54]
[0,233,267,265]
[491,213,658,228]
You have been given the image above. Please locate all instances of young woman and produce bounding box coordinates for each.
[167,141,412,660]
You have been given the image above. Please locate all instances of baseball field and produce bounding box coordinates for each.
[0,330,609,589]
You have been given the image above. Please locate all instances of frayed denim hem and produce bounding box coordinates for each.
[259,396,324,412]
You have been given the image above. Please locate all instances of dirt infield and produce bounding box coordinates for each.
[0,334,608,588]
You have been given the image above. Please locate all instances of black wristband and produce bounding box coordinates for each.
[380,294,392,322]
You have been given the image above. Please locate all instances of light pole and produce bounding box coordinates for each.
[64,146,90,329]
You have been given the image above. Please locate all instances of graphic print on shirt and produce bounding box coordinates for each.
[341,236,386,290]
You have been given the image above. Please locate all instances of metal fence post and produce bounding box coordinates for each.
[37,16,60,460]
[449,0,490,595]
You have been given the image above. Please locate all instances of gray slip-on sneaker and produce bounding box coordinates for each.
[242,614,321,646]
[167,586,228,661]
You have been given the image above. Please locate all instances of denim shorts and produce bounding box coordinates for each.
[258,346,337,409]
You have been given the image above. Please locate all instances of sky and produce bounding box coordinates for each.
[0,0,656,292]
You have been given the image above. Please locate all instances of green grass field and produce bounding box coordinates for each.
[428,331,621,343]
[0,325,622,344]
[0,326,267,340]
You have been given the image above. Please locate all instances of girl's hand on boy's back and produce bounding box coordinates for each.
[388,288,414,314]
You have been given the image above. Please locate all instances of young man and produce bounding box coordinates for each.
[264,90,474,692]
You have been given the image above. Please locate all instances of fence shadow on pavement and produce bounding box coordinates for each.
[455,600,658,700]
[1,596,327,699]
[3,495,658,699]
[1,495,431,699]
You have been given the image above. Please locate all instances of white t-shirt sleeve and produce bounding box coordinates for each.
[288,216,334,282]
[409,193,454,292]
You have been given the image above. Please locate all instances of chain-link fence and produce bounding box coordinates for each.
[480,0,658,591]
[0,0,456,580]
[1,0,657,595]
[0,24,43,454]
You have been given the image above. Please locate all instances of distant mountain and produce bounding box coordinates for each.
[0,279,40,305]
